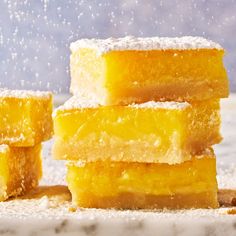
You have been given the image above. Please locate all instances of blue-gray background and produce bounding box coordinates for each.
[0,0,235,93]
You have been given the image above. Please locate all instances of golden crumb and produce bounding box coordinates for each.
[226,208,236,215]
[218,189,236,207]
[68,206,77,212]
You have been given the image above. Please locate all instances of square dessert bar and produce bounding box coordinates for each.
[67,149,218,209]
[53,96,221,164]
[70,36,228,105]
[0,89,53,147]
[0,144,42,201]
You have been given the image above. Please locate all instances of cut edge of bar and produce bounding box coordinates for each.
[66,148,215,167]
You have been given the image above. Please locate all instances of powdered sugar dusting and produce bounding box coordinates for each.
[0,89,52,99]
[0,144,8,153]
[70,36,223,55]
[130,101,189,110]
[194,148,215,159]
[54,96,99,116]
[67,160,87,168]
[54,96,189,115]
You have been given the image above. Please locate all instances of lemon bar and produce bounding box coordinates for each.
[0,89,53,147]
[53,97,221,164]
[70,36,229,105]
[67,149,218,209]
[0,144,42,201]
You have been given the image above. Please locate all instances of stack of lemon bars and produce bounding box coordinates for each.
[53,36,229,209]
[0,90,53,201]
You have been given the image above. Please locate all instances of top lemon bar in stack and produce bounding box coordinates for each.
[70,36,229,105]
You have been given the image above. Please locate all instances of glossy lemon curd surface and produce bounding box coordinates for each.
[53,99,221,164]
[0,144,42,201]
[0,95,53,147]
[70,48,228,105]
[66,149,218,209]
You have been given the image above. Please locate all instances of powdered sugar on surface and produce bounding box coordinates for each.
[130,101,189,109]
[70,36,223,55]
[0,89,52,99]
[54,96,189,115]
[53,96,99,116]
[0,144,8,153]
